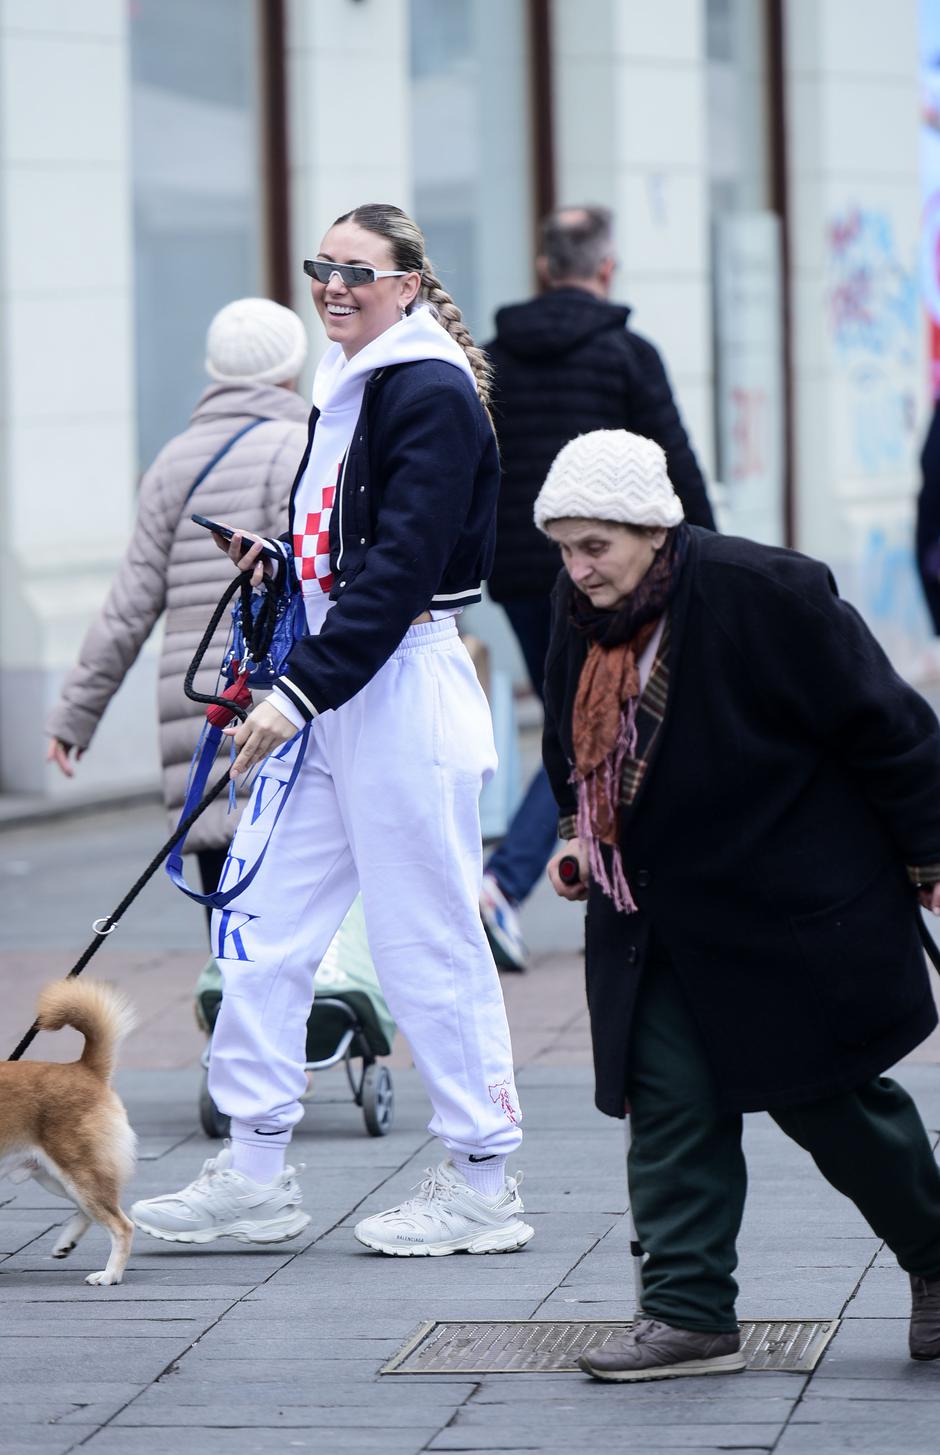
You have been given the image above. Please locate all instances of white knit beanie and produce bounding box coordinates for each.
[205,298,308,386]
[533,430,684,532]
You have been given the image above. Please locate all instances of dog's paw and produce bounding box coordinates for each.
[50,1241,76,1260]
[85,1269,122,1286]
[7,1164,36,1185]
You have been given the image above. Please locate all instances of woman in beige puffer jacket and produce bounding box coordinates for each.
[47,300,310,899]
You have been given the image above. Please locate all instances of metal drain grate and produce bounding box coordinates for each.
[381,1318,839,1375]
[737,1319,838,1371]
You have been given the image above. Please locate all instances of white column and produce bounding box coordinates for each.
[0,0,149,796]
[286,0,412,376]
[552,0,714,475]
[786,0,929,673]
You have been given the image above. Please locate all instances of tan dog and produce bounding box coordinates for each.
[0,979,137,1285]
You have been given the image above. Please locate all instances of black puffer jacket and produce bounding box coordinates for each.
[486,288,715,602]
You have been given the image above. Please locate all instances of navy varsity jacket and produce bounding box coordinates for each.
[274,359,499,718]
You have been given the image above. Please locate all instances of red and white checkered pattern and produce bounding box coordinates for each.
[293,482,335,592]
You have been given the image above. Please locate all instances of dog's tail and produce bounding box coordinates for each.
[35,979,137,1083]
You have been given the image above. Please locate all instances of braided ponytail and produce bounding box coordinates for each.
[332,203,494,424]
[419,257,493,414]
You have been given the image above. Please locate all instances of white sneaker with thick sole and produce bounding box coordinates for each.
[130,1147,310,1245]
[480,872,528,972]
[354,1159,535,1256]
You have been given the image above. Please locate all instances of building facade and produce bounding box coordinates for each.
[0,0,930,798]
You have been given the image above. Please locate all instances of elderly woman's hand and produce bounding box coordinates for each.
[223,700,297,779]
[548,840,590,901]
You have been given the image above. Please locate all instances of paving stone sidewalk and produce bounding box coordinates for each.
[3,1060,940,1454]
[4,804,940,1451]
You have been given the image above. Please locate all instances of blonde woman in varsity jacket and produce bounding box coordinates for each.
[131,204,533,1258]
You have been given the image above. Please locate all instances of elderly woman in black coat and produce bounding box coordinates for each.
[539,429,940,1383]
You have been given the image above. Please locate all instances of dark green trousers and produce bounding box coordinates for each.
[626,959,940,1333]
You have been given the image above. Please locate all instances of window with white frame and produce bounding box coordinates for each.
[409,0,535,345]
[707,0,785,545]
[129,0,264,470]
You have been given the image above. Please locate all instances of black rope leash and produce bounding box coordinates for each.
[184,574,270,712]
[7,764,233,1061]
[8,573,280,1063]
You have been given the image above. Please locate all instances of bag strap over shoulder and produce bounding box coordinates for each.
[184,418,270,507]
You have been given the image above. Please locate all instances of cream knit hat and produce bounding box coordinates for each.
[206,298,308,385]
[533,430,684,532]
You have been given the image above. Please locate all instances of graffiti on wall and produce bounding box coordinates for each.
[859,524,930,645]
[826,207,918,477]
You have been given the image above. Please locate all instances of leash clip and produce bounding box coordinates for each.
[92,917,118,936]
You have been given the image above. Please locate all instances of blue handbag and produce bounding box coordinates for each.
[223,571,307,689]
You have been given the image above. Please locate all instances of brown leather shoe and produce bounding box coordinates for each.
[578,1317,745,1383]
[910,1274,940,1360]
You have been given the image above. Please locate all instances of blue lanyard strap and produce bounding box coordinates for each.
[165,722,310,908]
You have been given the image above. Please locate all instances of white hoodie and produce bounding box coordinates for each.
[268,306,475,726]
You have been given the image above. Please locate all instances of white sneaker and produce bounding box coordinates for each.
[480,872,528,972]
[354,1159,535,1256]
[130,1147,310,1245]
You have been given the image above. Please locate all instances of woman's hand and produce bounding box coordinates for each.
[47,737,84,778]
[548,839,590,901]
[212,524,274,588]
[223,700,297,779]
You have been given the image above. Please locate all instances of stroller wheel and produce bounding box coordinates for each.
[361,1063,394,1137]
[199,1068,231,1140]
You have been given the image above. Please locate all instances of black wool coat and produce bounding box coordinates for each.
[542,529,940,1117]
[484,288,715,603]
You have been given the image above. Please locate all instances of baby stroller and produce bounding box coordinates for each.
[194,896,396,1139]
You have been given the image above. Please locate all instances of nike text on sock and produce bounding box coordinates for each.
[452,1152,508,1199]
[230,1123,289,1185]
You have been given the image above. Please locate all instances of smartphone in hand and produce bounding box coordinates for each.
[191,514,281,563]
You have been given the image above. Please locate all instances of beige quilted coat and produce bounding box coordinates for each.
[47,382,309,852]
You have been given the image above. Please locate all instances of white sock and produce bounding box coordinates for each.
[230,1125,288,1186]
[452,1153,508,1199]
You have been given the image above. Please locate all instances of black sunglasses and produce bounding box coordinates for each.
[303,259,409,288]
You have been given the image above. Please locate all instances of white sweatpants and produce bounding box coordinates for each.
[207,618,524,1158]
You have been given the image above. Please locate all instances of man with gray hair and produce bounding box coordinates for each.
[538,204,618,290]
[479,205,715,973]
